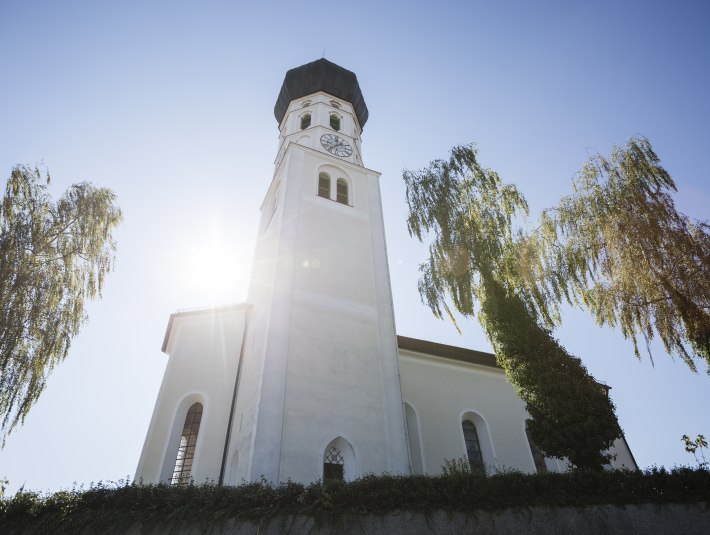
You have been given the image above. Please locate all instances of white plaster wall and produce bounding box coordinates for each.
[242,139,409,484]
[278,147,407,482]
[279,299,388,481]
[232,151,291,483]
[135,307,247,484]
[608,437,638,470]
[244,147,308,483]
[398,350,536,475]
[399,349,639,475]
[275,92,363,169]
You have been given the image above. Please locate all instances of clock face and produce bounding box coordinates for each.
[320,134,353,158]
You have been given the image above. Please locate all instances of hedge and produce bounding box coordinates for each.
[2,467,709,534]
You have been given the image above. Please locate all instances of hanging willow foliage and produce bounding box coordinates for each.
[0,165,122,444]
[528,137,710,372]
[404,145,620,469]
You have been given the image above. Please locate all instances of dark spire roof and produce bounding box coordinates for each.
[274,59,369,129]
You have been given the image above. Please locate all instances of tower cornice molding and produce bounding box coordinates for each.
[278,91,361,133]
[273,141,380,183]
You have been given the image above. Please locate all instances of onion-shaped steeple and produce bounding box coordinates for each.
[274,58,368,129]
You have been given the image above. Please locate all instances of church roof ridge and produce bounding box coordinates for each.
[397,335,501,369]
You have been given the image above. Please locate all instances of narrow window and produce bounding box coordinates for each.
[526,422,548,473]
[318,173,330,199]
[462,420,484,473]
[336,179,348,205]
[301,113,311,130]
[323,446,344,481]
[171,402,203,485]
[330,113,340,131]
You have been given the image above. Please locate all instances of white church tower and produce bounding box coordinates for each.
[135,59,411,485]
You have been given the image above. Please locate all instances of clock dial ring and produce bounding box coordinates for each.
[320,134,353,158]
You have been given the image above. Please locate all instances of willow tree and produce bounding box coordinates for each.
[529,137,710,372]
[0,165,122,444]
[404,145,620,470]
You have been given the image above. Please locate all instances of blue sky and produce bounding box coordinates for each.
[1,1,709,494]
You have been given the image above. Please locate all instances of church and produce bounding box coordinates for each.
[134,59,637,486]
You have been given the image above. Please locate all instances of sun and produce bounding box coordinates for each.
[181,225,253,306]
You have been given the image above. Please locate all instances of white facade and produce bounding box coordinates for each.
[397,339,637,475]
[134,60,636,486]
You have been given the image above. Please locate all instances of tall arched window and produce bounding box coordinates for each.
[330,113,340,131]
[462,420,484,473]
[301,113,311,130]
[171,402,203,485]
[336,179,348,205]
[318,173,330,199]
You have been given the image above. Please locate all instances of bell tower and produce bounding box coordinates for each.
[234,59,410,483]
[135,59,411,486]
[273,60,366,167]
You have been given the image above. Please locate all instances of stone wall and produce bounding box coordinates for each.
[122,503,709,535]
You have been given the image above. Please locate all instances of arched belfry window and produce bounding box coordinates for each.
[336,179,348,205]
[301,113,311,130]
[330,113,340,131]
[462,420,484,473]
[323,446,345,481]
[171,402,203,485]
[318,173,330,199]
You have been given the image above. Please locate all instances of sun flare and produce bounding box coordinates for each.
[181,226,253,305]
